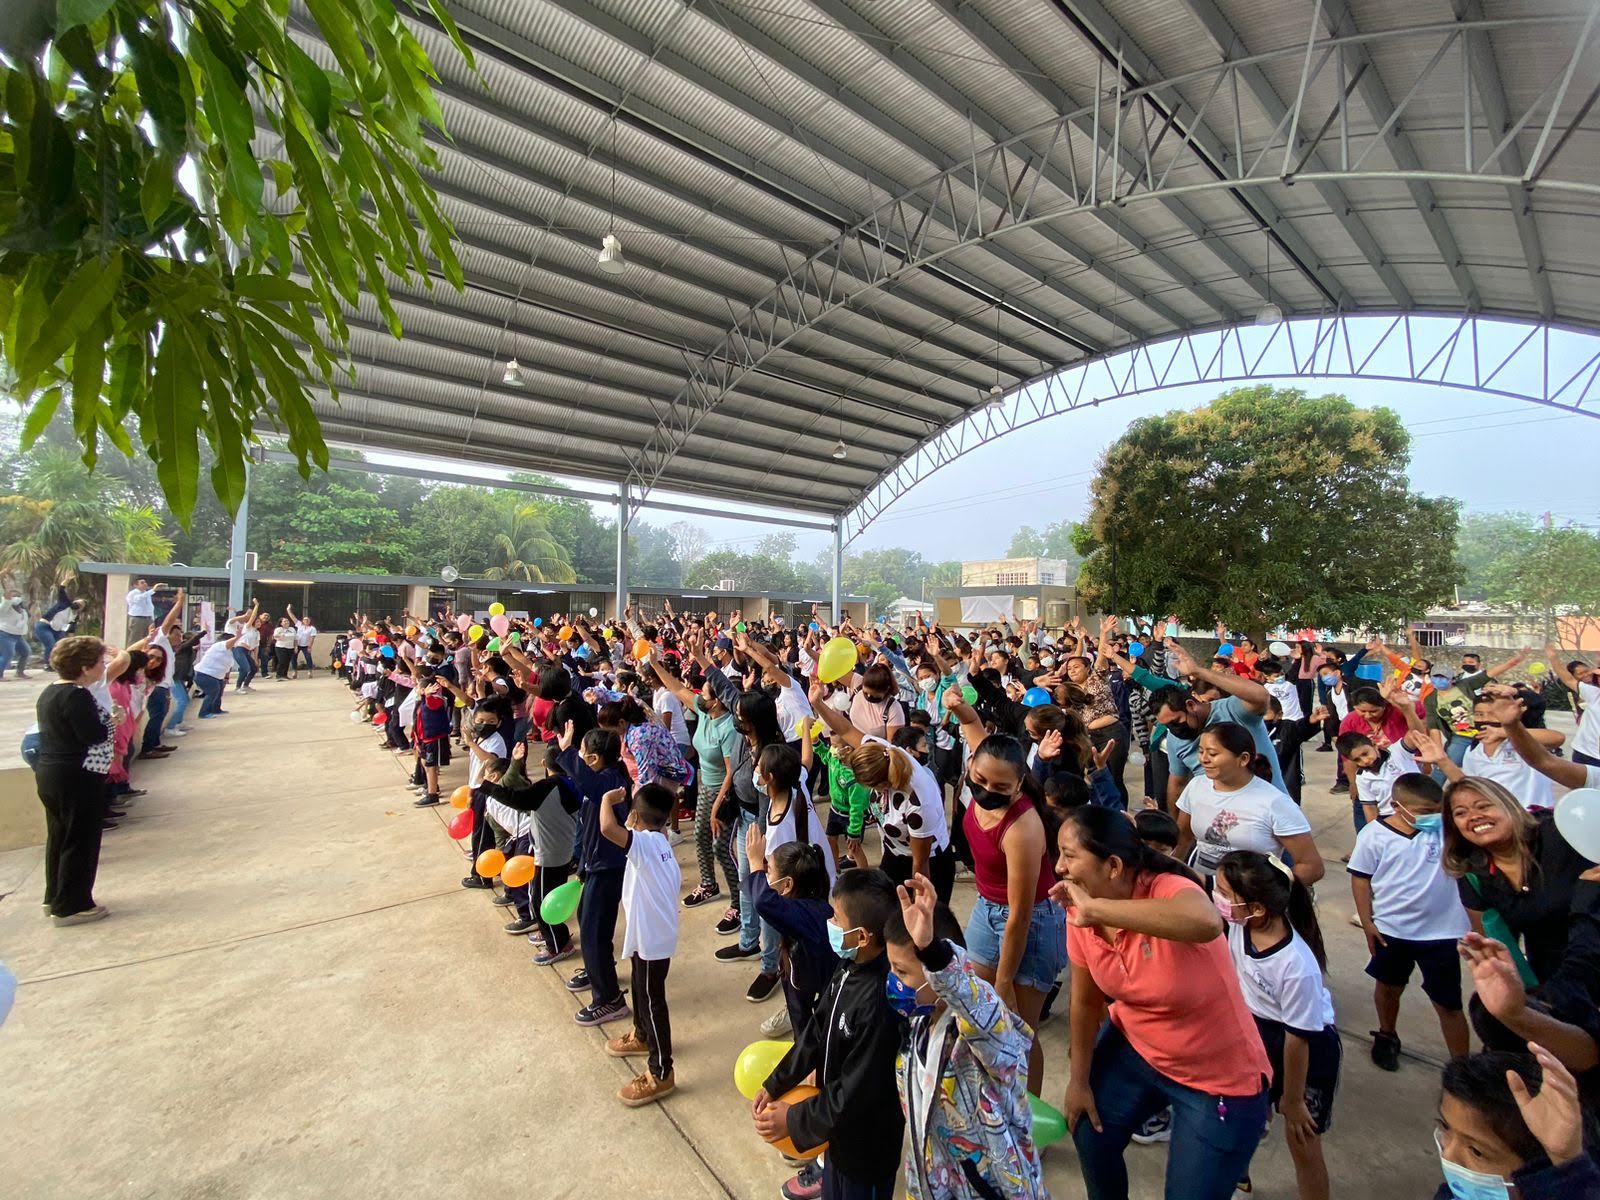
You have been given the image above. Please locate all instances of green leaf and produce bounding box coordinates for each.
[20,386,63,449]
[149,321,201,525]
[54,0,116,36]
[17,248,121,381]
[234,274,318,304]
[140,157,175,227]
[69,307,108,444]
[286,41,333,132]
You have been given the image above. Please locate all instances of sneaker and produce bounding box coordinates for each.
[574,996,630,1027]
[492,892,518,907]
[605,1030,649,1058]
[412,795,442,807]
[715,907,741,936]
[566,969,592,992]
[533,945,577,967]
[503,916,536,935]
[167,728,188,737]
[682,884,720,909]
[460,875,494,890]
[1371,1030,1402,1072]
[1315,743,1333,752]
[760,1005,792,1038]
[618,1071,675,1107]
[781,1166,823,1200]
[715,943,760,964]
[1131,1108,1172,1144]
[745,971,780,1003]
[666,829,687,847]
[1328,782,1346,794]
[53,905,110,926]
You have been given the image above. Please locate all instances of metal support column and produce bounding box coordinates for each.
[830,523,843,624]
[227,465,250,615]
[615,481,630,619]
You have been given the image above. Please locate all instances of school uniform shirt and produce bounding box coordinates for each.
[1346,820,1469,942]
[1227,924,1335,1035]
[556,746,631,875]
[773,676,813,736]
[1573,681,1600,760]
[1463,738,1554,811]
[861,735,950,857]
[1178,774,1312,875]
[468,730,507,790]
[765,789,838,887]
[1263,678,1304,722]
[194,638,236,680]
[621,828,681,961]
[1352,743,1419,817]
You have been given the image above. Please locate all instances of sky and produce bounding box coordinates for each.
[369,315,1600,568]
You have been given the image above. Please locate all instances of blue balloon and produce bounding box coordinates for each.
[533,617,543,628]
[574,644,591,660]
[380,645,395,659]
[809,621,820,631]
[1218,642,1235,657]
[1127,641,1145,658]
[1022,686,1051,708]
[0,961,14,1030]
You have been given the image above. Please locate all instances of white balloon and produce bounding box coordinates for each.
[348,710,362,724]
[440,565,459,583]
[1554,788,1600,863]
[588,607,599,618]
[1268,640,1292,656]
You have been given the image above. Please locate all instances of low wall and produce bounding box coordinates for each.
[0,765,44,851]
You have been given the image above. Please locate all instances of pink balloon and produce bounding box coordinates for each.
[349,638,363,654]
[490,614,510,637]
[455,614,471,633]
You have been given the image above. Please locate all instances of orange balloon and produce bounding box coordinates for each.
[559,625,576,642]
[502,855,537,888]
[765,1085,825,1160]
[633,637,651,659]
[475,848,505,878]
[450,785,471,810]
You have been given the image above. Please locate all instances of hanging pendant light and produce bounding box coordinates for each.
[1256,233,1282,325]
[502,358,524,386]
[598,232,625,274]
[831,439,848,460]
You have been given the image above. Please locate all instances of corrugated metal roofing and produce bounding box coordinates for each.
[283,0,1600,517]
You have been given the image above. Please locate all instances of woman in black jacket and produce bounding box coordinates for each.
[35,635,117,925]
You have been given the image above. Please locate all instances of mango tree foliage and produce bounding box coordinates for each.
[1072,386,1459,639]
[0,0,471,524]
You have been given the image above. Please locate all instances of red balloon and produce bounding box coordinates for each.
[446,809,474,839]
[372,710,389,725]
[375,634,388,645]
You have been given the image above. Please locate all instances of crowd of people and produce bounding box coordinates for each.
[330,602,1599,1200]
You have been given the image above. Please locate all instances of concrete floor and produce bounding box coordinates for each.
[0,675,1468,1198]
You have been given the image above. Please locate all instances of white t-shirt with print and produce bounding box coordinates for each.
[1346,820,1469,942]
[1264,678,1304,722]
[862,734,950,856]
[621,828,681,961]
[1353,743,1419,817]
[1227,923,1336,1033]
[1463,739,1554,812]
[1177,773,1311,874]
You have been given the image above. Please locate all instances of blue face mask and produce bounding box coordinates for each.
[1434,1130,1512,1199]
[828,922,860,961]
[1414,813,1444,834]
[885,971,935,1019]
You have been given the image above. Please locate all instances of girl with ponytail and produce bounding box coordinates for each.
[1216,850,1340,1200]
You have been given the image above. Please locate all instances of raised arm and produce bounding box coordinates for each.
[1165,638,1269,713]
[807,679,863,750]
[159,588,186,635]
[642,653,697,708]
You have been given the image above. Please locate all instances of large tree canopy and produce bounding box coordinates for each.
[1072,385,1459,638]
[0,0,468,525]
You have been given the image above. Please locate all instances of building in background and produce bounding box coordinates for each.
[927,557,1092,630]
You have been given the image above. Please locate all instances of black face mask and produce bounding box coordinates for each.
[695,696,711,714]
[968,783,1013,811]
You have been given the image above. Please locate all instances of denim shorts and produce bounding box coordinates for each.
[963,894,1068,993]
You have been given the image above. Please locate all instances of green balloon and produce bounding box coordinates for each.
[960,684,979,705]
[735,621,748,633]
[1027,1093,1069,1147]
[540,878,583,925]
[485,637,501,653]
[508,631,521,646]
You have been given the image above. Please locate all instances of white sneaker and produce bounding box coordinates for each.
[53,905,110,926]
[167,728,188,737]
[760,1005,792,1038]
[667,830,687,847]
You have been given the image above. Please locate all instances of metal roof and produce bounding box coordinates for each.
[282,0,1600,522]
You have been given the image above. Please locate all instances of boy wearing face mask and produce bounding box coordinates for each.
[883,875,1048,1200]
[1346,773,1472,1071]
[755,868,905,1200]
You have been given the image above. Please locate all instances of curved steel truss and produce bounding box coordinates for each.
[627,7,1600,513]
[841,314,1600,543]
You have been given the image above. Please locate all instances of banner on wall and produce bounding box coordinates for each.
[960,595,1015,624]
[199,600,215,634]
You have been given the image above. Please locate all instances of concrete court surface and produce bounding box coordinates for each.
[0,674,1466,1199]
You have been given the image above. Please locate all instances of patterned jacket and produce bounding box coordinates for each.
[895,942,1050,1200]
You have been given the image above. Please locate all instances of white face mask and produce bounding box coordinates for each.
[1040,655,1056,668]
[918,676,937,693]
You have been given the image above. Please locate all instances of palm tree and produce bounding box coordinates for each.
[482,504,576,583]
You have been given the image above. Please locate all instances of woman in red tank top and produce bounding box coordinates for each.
[947,686,1069,1096]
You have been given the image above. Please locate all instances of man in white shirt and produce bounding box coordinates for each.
[124,578,155,643]
[0,586,30,679]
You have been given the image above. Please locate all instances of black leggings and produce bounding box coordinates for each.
[880,843,956,905]
[631,954,673,1080]
[37,764,106,917]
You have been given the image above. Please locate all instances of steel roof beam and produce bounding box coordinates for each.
[1452,0,1556,321]
[797,0,1238,324]
[421,4,1091,357]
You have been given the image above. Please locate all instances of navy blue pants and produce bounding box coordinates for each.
[577,868,625,1006]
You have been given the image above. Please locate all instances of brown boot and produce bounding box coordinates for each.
[618,1071,675,1107]
[604,1031,649,1058]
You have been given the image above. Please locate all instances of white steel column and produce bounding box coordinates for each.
[830,523,843,624]
[227,465,250,614]
[615,481,630,619]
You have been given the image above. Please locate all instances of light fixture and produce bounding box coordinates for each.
[988,382,1003,397]
[832,438,848,460]
[502,358,524,386]
[1255,232,1282,325]
[598,232,625,274]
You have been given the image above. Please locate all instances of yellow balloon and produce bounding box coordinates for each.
[733,1039,793,1100]
[1528,661,1546,675]
[467,624,484,641]
[475,848,505,878]
[488,602,506,616]
[816,636,858,684]
[502,855,537,888]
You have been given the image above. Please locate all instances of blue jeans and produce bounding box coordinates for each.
[232,647,256,690]
[735,808,780,974]
[0,630,27,676]
[140,686,171,754]
[33,621,59,660]
[1072,1023,1269,1200]
[167,678,191,730]
[294,645,315,671]
[196,672,226,717]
